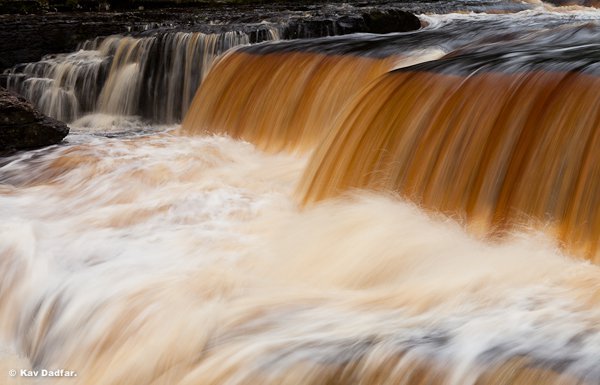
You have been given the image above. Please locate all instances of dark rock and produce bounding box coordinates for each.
[0,2,426,71]
[0,0,43,14]
[0,12,160,70]
[281,9,421,40]
[362,9,421,34]
[0,87,69,151]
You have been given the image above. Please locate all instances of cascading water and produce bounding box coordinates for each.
[3,2,600,385]
[3,28,280,124]
[3,48,108,122]
[297,25,600,261]
[180,50,423,152]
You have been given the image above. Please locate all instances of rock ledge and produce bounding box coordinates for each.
[0,87,69,151]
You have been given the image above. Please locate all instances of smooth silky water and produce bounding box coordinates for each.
[3,3,600,385]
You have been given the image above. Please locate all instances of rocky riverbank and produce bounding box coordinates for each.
[0,2,422,71]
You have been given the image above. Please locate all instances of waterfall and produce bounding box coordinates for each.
[4,5,600,385]
[181,46,443,152]
[179,19,600,261]
[296,28,600,261]
[4,48,108,122]
[181,51,400,152]
[3,28,280,124]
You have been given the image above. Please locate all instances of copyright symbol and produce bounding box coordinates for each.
[8,369,17,377]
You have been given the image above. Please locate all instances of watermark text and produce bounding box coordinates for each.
[8,369,77,378]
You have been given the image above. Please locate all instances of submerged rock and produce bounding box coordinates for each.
[0,88,69,151]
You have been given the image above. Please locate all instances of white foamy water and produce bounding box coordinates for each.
[1,127,600,384]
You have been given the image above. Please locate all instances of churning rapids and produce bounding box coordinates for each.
[3,2,600,385]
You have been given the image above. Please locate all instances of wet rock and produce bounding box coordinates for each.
[0,88,69,151]
[0,12,164,70]
[282,9,421,39]
[0,0,43,14]
[363,9,421,34]
[0,2,423,71]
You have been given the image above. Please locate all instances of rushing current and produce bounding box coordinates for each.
[3,2,600,385]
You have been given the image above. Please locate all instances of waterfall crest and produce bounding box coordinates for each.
[181,46,443,152]
[181,51,398,152]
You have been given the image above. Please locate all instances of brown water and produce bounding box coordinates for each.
[3,4,600,385]
[181,50,442,151]
[299,69,600,261]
